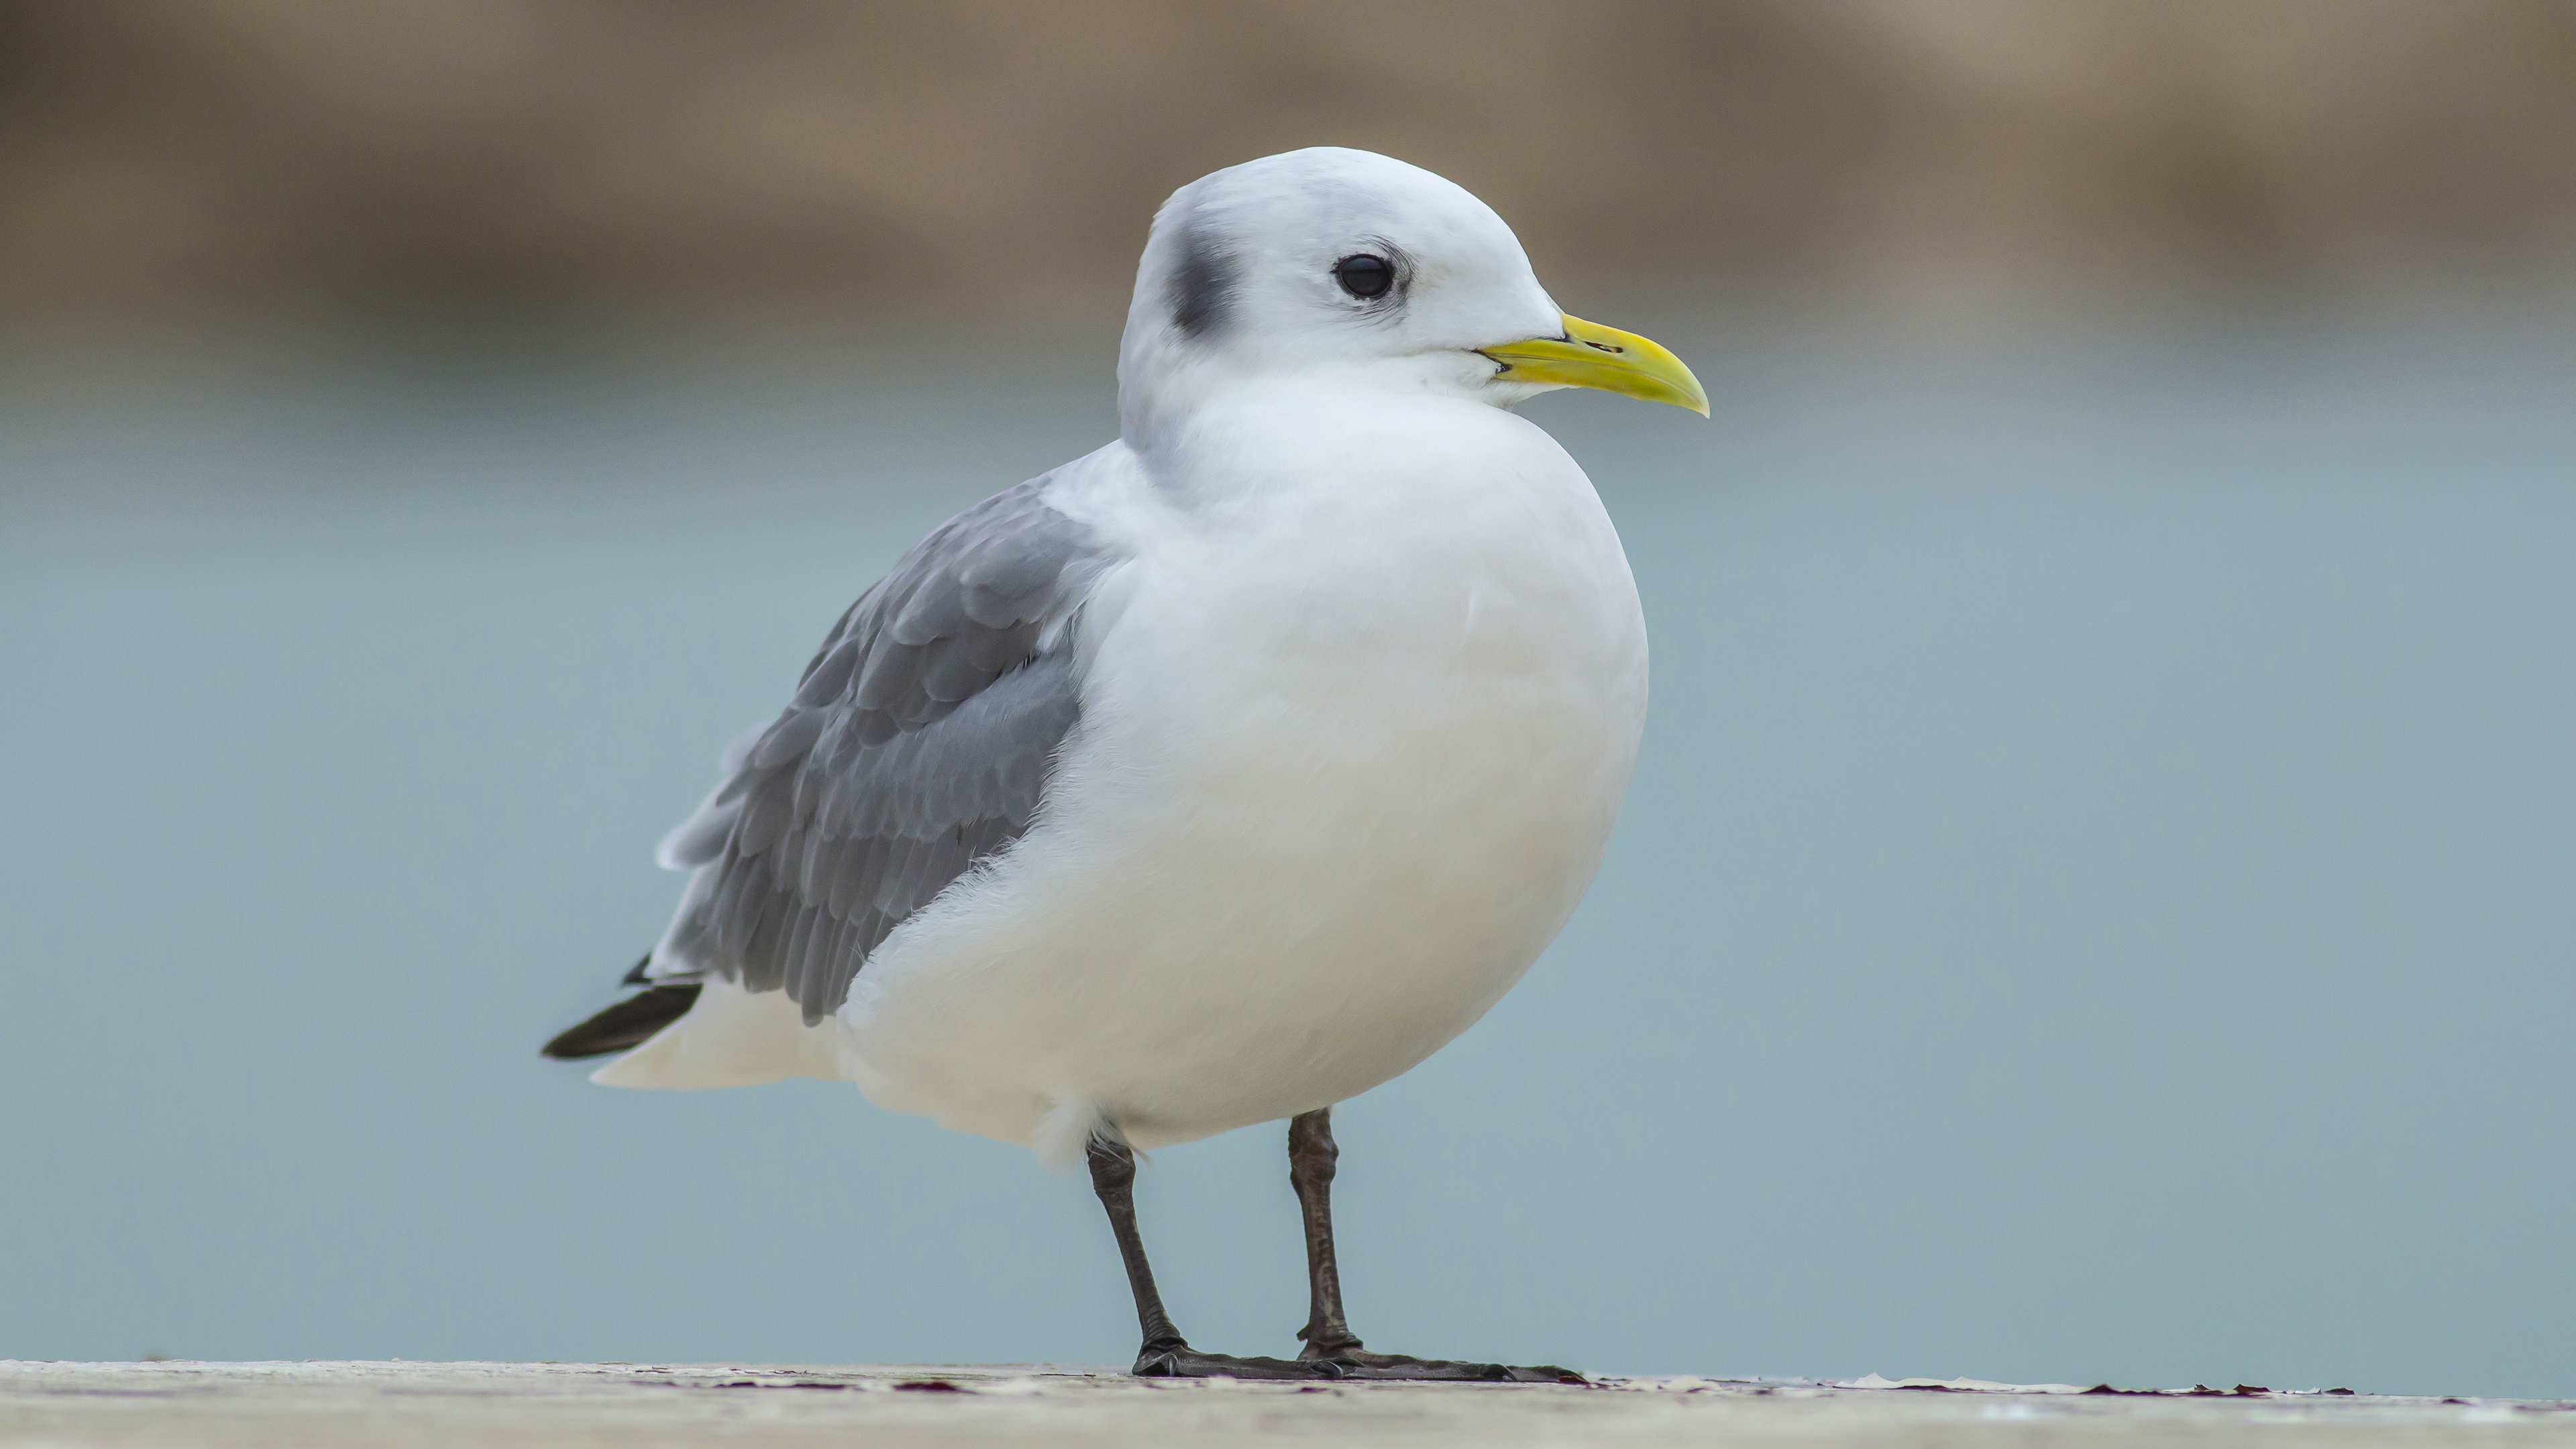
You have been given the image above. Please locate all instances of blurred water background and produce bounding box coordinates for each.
[3,0,2571,1398]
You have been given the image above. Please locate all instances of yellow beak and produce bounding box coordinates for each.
[1477,313,1709,417]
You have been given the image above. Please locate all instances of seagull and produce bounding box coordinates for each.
[544,146,1705,1381]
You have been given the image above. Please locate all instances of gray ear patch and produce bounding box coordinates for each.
[1169,226,1236,339]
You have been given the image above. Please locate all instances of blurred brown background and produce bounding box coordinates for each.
[6,0,2575,333]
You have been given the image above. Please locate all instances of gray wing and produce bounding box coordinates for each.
[647,475,1109,1024]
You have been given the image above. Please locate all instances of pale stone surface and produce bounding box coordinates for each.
[4,1361,2572,1448]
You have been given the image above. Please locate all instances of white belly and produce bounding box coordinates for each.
[835,399,1647,1157]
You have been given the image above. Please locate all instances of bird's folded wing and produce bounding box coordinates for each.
[646,475,1110,1024]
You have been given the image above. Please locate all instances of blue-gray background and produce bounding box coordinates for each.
[6,0,2575,1403]
[6,314,2570,1396]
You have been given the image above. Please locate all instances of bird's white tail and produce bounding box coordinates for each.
[590,975,843,1089]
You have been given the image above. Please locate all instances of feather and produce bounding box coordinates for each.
[644,476,1100,1021]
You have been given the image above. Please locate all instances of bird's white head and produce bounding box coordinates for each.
[1117,148,1706,451]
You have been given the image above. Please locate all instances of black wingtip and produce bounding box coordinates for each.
[620,953,654,987]
[541,983,702,1061]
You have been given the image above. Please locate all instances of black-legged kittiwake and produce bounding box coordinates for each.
[546,146,1707,1381]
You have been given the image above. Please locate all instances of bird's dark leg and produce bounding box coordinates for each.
[1086,1136,1183,1356]
[1086,1134,1318,1380]
[1288,1108,1365,1358]
[1284,1109,1587,1384]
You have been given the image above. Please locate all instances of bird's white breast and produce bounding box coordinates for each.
[837,396,1647,1156]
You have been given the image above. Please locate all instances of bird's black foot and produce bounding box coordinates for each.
[1303,1346,1587,1383]
[1133,1341,1332,1380]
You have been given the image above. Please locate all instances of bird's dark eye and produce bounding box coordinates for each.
[1333,254,1395,301]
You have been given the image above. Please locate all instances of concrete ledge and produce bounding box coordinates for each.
[4,1360,2570,1446]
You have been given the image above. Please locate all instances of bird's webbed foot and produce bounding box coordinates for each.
[1132,1340,1332,1380]
[1300,1344,1587,1383]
